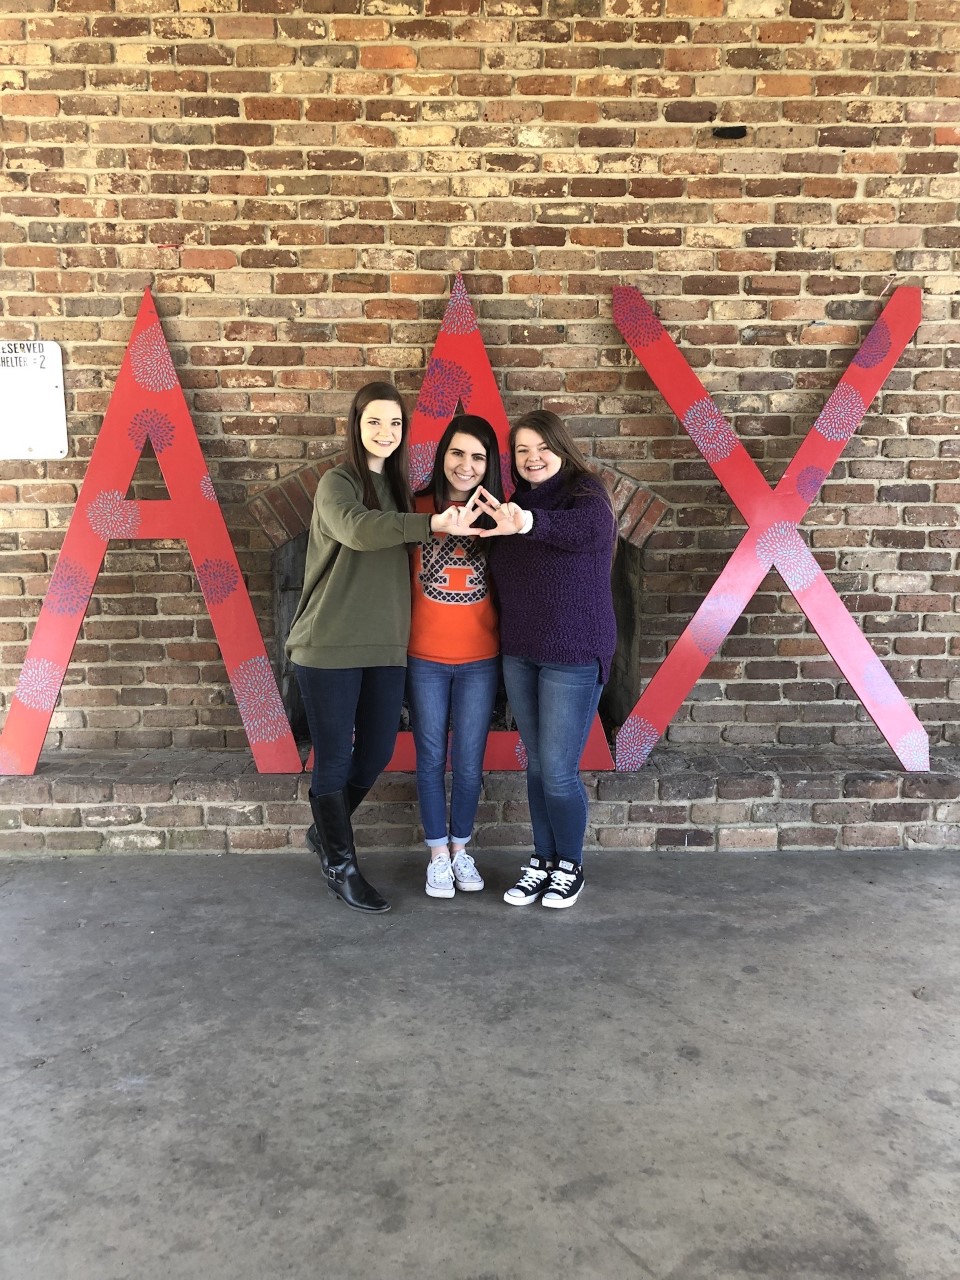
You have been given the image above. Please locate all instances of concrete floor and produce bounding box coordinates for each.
[1,850,958,1280]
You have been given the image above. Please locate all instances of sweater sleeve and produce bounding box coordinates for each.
[525,480,617,553]
[316,468,432,551]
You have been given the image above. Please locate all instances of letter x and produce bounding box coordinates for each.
[612,285,929,773]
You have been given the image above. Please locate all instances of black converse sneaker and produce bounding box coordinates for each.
[541,859,584,909]
[503,855,551,906]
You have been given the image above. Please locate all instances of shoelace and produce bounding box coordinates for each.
[452,852,477,877]
[547,869,577,892]
[430,858,452,883]
[514,865,547,891]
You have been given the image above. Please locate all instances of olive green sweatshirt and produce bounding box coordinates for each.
[285,464,432,670]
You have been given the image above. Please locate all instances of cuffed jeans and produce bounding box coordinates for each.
[502,655,603,867]
[406,655,499,847]
[293,664,406,796]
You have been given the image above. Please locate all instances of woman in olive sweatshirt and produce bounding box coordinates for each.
[286,382,464,913]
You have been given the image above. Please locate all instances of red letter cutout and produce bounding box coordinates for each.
[612,286,929,773]
[0,289,302,775]
[387,274,613,771]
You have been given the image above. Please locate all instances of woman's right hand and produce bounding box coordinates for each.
[430,496,485,536]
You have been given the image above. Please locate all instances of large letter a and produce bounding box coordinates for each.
[0,289,302,775]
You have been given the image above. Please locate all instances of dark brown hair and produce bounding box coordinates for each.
[344,381,413,513]
[419,414,505,511]
[418,414,505,551]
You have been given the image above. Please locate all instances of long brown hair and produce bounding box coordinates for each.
[419,413,505,555]
[510,409,617,557]
[344,381,413,513]
[510,410,599,494]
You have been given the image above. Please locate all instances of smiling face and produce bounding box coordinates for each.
[442,431,488,500]
[513,428,563,486]
[358,399,404,472]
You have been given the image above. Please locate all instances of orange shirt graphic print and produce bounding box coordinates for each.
[418,536,486,606]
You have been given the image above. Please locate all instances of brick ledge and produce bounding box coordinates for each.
[2,747,958,856]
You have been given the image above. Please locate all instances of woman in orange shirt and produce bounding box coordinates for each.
[407,415,504,899]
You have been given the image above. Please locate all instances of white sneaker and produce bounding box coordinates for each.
[425,853,455,899]
[451,849,484,892]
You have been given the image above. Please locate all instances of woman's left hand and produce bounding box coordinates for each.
[471,488,527,537]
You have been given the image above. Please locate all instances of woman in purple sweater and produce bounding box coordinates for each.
[477,411,617,909]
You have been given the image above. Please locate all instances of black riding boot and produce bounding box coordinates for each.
[308,790,390,914]
[345,782,370,816]
[306,794,321,857]
[306,783,370,854]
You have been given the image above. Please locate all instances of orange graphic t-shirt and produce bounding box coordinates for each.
[408,495,499,664]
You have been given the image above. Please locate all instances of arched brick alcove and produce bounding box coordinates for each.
[249,457,668,553]
[248,456,669,738]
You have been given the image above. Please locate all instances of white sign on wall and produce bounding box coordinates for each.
[0,340,68,459]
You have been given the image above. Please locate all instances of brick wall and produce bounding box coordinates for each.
[1,0,958,764]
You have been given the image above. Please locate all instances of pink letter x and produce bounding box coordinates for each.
[612,286,929,773]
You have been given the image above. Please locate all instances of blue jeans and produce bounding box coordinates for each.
[502,656,603,867]
[406,656,500,847]
[293,664,407,795]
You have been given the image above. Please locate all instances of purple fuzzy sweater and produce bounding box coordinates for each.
[488,471,618,683]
